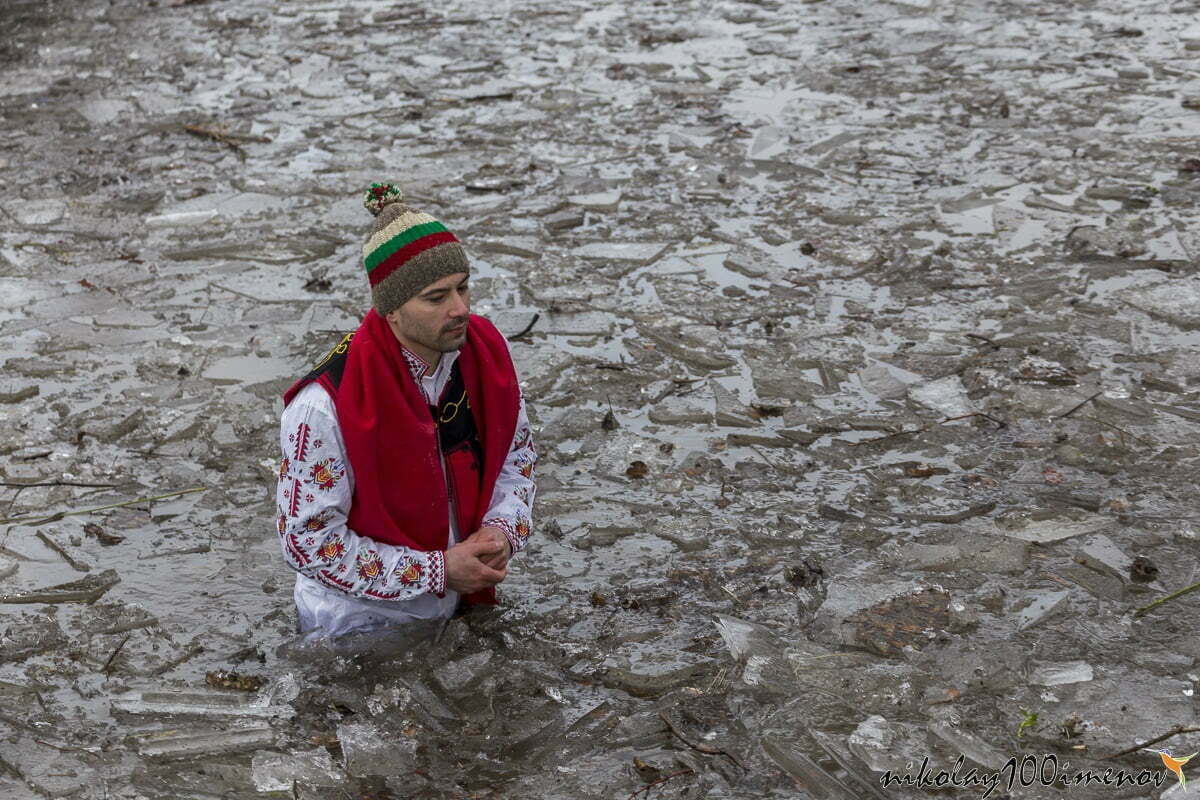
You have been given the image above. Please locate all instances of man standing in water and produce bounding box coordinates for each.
[274,183,537,638]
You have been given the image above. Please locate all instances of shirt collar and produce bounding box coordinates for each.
[399,344,460,382]
[400,345,432,381]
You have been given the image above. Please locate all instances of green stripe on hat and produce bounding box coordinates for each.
[364,220,452,273]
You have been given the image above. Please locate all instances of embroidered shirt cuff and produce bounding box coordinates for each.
[430,550,446,597]
[483,516,522,556]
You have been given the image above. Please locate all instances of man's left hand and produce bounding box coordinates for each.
[465,526,512,570]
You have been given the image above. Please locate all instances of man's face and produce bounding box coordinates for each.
[385,272,470,363]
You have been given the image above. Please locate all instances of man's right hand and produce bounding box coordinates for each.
[444,538,508,594]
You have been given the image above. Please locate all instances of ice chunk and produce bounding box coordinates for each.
[858,363,910,401]
[112,690,293,720]
[434,650,493,696]
[0,615,64,662]
[761,736,859,797]
[711,380,758,428]
[748,126,788,160]
[994,516,1111,544]
[338,721,417,776]
[1029,661,1094,686]
[909,376,973,417]
[1016,590,1070,631]
[251,748,342,792]
[572,241,670,265]
[642,330,736,371]
[1058,563,1126,601]
[713,614,786,662]
[1075,534,1134,583]
[146,210,218,228]
[844,588,951,657]
[812,578,918,645]
[402,677,459,722]
[1118,277,1200,331]
[3,199,65,226]
[566,190,622,212]
[133,726,275,759]
[928,721,1007,770]
[203,355,293,385]
[847,715,928,773]
[499,702,566,760]
[601,648,715,699]
[253,671,300,707]
[0,569,120,604]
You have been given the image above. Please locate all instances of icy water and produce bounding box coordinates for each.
[1,0,1199,797]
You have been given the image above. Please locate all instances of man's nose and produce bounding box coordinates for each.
[449,292,469,318]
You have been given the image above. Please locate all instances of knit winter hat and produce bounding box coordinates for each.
[361,183,470,317]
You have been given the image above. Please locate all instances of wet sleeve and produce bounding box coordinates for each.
[480,389,536,556]
[275,391,446,600]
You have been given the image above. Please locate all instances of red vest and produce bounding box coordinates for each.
[284,310,519,605]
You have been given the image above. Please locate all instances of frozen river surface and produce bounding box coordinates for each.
[1,0,1200,797]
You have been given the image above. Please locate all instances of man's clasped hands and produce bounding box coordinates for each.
[444,526,511,594]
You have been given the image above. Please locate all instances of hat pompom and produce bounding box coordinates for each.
[364,183,404,217]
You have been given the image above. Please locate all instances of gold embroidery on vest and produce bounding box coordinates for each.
[313,332,353,370]
[439,390,470,424]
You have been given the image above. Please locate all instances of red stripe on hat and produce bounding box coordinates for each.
[368,231,460,288]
